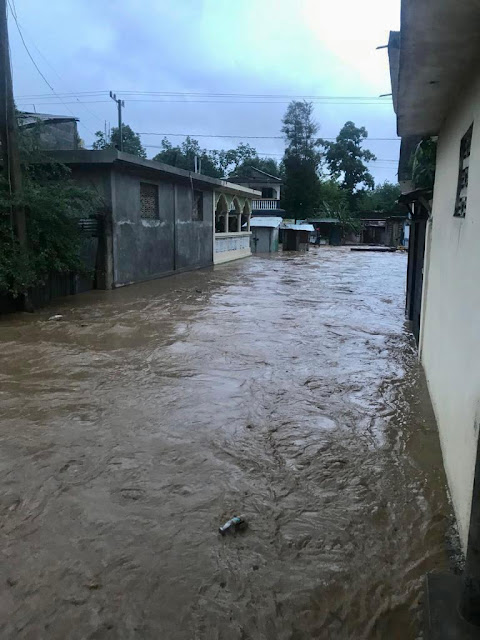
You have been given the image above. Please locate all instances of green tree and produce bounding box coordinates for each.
[411,138,437,190]
[320,121,376,207]
[229,156,280,178]
[152,137,223,178]
[216,142,258,175]
[152,138,278,179]
[1,127,100,298]
[357,181,402,215]
[318,178,348,211]
[93,124,146,158]
[281,101,322,219]
[321,201,362,239]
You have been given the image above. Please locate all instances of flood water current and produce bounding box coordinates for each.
[0,248,454,639]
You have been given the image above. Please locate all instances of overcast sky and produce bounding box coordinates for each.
[8,0,400,183]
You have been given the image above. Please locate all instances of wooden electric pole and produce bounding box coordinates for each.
[0,0,27,248]
[109,91,124,151]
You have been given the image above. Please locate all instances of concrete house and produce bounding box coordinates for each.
[18,112,80,150]
[228,166,285,216]
[50,150,258,288]
[389,0,480,630]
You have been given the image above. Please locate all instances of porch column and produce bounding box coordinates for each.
[224,211,229,233]
[237,212,242,233]
[247,214,251,232]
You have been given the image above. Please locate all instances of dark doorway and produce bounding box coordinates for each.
[405,202,428,343]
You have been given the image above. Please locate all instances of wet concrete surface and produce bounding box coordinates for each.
[0,247,454,639]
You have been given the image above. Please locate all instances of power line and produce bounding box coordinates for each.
[142,144,398,162]
[10,21,104,126]
[14,99,392,106]
[7,1,96,135]
[14,89,392,101]
[7,0,53,91]
[138,131,400,141]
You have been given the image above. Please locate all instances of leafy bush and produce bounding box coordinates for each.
[0,157,100,297]
[411,138,437,190]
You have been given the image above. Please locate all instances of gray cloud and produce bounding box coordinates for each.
[10,0,400,183]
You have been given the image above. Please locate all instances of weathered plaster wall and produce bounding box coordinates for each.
[112,171,214,286]
[22,121,78,150]
[175,185,214,270]
[67,164,114,290]
[420,71,480,550]
[214,233,251,264]
[113,171,175,285]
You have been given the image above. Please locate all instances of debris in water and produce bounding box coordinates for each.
[48,314,63,321]
[86,582,101,590]
[219,515,247,536]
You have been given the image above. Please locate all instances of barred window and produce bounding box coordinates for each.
[455,124,473,218]
[140,182,159,219]
[193,190,203,221]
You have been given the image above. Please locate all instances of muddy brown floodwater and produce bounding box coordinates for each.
[0,247,455,639]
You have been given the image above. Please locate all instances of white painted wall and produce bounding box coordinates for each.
[420,71,480,550]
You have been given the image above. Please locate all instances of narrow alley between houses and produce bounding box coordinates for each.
[0,248,454,639]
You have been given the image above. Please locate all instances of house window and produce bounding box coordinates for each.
[193,190,203,221]
[455,124,473,218]
[261,187,275,198]
[140,182,159,219]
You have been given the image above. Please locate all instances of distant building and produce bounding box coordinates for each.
[307,218,343,245]
[281,222,314,252]
[228,166,285,216]
[48,149,258,288]
[17,112,79,150]
[360,216,407,247]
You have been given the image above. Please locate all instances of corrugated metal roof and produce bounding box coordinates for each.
[308,218,341,224]
[18,112,79,126]
[281,223,315,232]
[250,216,283,229]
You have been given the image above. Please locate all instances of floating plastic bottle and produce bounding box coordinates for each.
[219,515,247,535]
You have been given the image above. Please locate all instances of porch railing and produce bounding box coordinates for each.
[252,199,280,210]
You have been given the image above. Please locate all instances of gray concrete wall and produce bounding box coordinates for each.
[64,164,114,290]
[66,162,216,288]
[113,170,175,285]
[22,121,79,150]
[112,170,213,286]
[175,185,213,270]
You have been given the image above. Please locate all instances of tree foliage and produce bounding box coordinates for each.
[233,156,280,178]
[281,101,322,218]
[318,179,348,211]
[411,138,437,190]
[1,127,100,297]
[152,137,280,179]
[320,121,376,204]
[357,181,402,215]
[321,201,362,236]
[153,137,223,178]
[93,124,147,158]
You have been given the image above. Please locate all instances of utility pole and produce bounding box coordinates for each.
[109,91,124,151]
[0,0,27,248]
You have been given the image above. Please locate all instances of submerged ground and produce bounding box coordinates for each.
[0,247,454,639]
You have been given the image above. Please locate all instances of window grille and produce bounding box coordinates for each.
[140,182,159,219]
[455,124,473,218]
[193,190,203,221]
